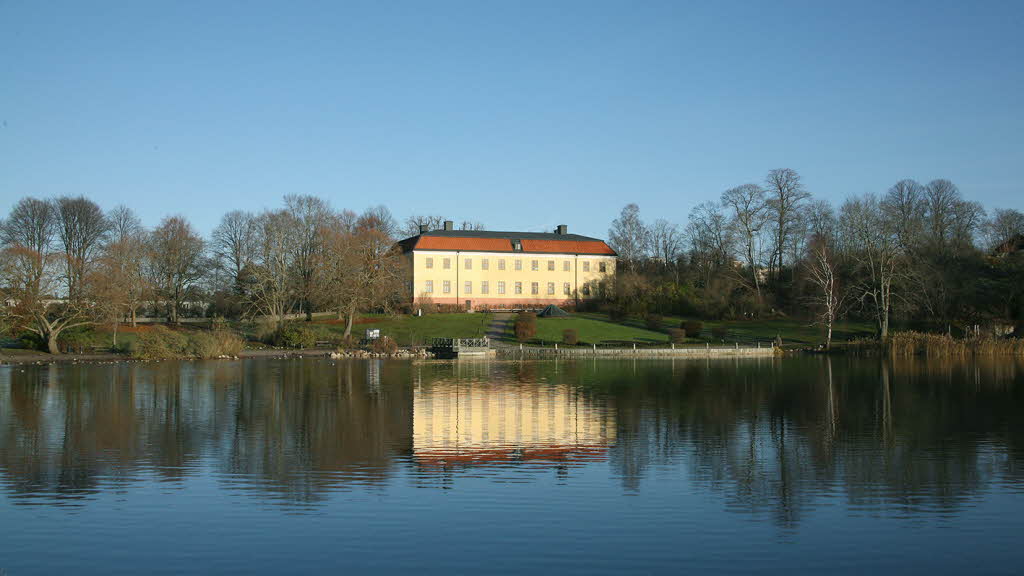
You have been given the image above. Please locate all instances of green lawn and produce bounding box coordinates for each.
[502,312,875,347]
[309,313,492,346]
[502,314,668,346]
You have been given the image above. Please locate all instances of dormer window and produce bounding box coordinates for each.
[512,240,523,251]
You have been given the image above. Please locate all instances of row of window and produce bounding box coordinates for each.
[422,280,592,296]
[425,256,607,273]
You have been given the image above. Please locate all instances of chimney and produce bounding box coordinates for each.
[443,220,454,231]
[555,224,567,235]
[419,224,429,234]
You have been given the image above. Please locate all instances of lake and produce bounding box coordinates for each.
[2,356,1023,575]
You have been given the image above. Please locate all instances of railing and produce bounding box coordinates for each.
[432,337,490,349]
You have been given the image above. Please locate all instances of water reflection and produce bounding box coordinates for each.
[1,356,1023,524]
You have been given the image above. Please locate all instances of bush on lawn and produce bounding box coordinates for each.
[515,312,537,342]
[668,328,686,344]
[562,329,578,346]
[711,325,729,340]
[644,313,663,331]
[683,320,703,338]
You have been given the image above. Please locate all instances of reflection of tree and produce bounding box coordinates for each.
[586,356,1024,527]
[2,357,1023,521]
[0,360,414,507]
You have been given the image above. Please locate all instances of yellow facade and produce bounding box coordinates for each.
[413,381,615,464]
[408,250,615,309]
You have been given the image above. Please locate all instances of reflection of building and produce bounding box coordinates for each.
[413,381,615,466]
[398,222,616,310]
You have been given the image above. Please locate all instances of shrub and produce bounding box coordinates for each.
[711,325,729,340]
[189,330,245,358]
[371,336,398,354]
[133,326,190,360]
[668,328,686,344]
[683,320,703,338]
[274,323,317,349]
[644,314,663,331]
[562,329,578,346]
[515,312,537,342]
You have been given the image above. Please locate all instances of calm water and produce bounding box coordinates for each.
[2,356,1023,575]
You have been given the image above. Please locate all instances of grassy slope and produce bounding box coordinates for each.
[309,313,492,346]
[521,315,668,345]
[502,312,875,347]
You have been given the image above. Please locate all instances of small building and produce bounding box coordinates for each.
[398,221,616,311]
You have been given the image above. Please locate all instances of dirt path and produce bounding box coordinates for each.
[486,313,514,346]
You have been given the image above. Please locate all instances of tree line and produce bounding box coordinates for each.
[3,171,1023,354]
[1,196,487,353]
[606,169,1024,347]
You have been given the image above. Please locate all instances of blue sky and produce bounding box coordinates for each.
[2,0,1022,238]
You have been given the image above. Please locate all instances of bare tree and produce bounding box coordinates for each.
[148,216,205,323]
[649,218,684,267]
[721,183,768,299]
[245,210,297,329]
[211,210,257,288]
[924,179,960,248]
[285,195,332,321]
[360,205,398,239]
[459,220,486,231]
[608,203,650,268]
[401,215,447,237]
[55,196,110,301]
[686,201,733,288]
[986,208,1024,251]
[839,195,903,340]
[803,233,846,350]
[102,206,149,327]
[0,198,94,353]
[109,205,143,242]
[318,215,407,338]
[765,168,811,279]
[882,179,926,252]
[400,214,485,237]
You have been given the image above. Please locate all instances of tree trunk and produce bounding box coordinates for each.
[131,307,137,328]
[47,331,60,355]
[343,303,357,338]
[112,322,119,348]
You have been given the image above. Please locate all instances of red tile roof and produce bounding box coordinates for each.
[405,235,615,255]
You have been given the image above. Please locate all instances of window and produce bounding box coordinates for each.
[547,282,555,295]
[547,260,555,271]
[599,261,607,273]
[582,284,590,296]
[531,282,539,295]
[514,282,522,294]
[426,257,434,269]
[481,258,489,270]
[563,260,570,272]
[515,259,522,271]
[513,240,522,251]
[531,260,539,271]
[563,282,571,295]
[465,258,472,270]
[464,281,472,294]
[443,280,451,294]
[443,258,451,270]
[498,259,506,271]
[582,261,590,272]
[481,281,489,294]
[498,281,506,294]
[424,280,434,293]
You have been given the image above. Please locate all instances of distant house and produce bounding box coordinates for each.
[397,221,616,311]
